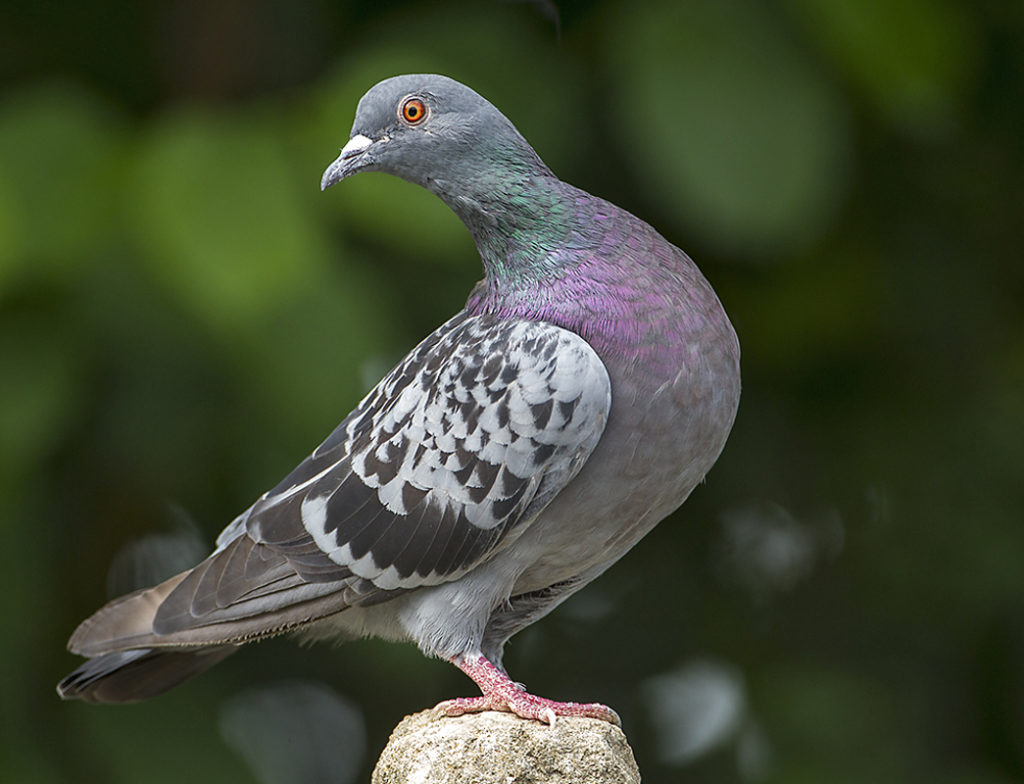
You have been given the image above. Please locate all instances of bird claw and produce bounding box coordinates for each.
[435,652,621,726]
[433,692,619,726]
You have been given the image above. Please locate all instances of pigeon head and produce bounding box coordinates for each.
[320,74,552,202]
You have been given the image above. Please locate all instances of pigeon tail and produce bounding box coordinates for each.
[57,647,237,704]
[68,572,190,657]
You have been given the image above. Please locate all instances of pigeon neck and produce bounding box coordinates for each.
[443,173,580,288]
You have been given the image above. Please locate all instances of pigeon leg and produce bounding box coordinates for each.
[434,651,621,726]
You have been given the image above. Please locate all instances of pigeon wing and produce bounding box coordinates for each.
[141,310,611,642]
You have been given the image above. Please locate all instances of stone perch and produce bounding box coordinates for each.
[372,711,641,784]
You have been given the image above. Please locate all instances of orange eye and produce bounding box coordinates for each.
[401,97,427,125]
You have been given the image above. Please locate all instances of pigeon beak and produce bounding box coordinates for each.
[320,134,379,191]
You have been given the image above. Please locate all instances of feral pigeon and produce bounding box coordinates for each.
[58,74,741,724]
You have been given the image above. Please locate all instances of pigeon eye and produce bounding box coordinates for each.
[400,97,427,125]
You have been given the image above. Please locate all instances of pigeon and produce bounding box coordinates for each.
[58,74,741,724]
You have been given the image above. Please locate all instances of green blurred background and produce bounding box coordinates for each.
[2,1,1022,782]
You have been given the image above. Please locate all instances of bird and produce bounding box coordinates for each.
[57,74,741,724]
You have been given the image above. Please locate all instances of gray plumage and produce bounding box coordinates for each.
[59,74,740,716]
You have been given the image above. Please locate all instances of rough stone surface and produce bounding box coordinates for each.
[371,710,641,784]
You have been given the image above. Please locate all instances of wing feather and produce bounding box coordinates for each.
[105,311,610,645]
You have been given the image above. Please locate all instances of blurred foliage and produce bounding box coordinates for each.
[1,1,1022,783]
[610,0,852,254]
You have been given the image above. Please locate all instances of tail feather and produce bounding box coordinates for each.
[58,530,380,704]
[57,647,237,703]
[68,572,189,657]
[66,534,360,658]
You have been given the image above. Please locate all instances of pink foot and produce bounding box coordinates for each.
[433,652,621,726]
